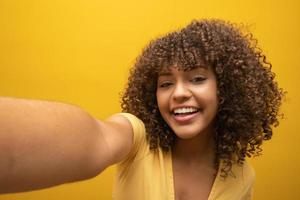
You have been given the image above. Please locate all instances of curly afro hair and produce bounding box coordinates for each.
[121,19,284,177]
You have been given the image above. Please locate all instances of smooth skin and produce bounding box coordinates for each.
[156,66,218,200]
[0,97,134,193]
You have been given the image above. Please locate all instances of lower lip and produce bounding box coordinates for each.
[173,112,199,123]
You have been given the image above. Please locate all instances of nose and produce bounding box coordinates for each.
[172,82,192,102]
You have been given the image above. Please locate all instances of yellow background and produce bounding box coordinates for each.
[0,0,299,199]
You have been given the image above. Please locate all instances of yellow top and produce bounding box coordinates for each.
[113,113,255,200]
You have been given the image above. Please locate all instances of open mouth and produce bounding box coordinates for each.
[171,107,200,123]
[172,107,200,116]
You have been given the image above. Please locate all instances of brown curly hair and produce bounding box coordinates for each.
[121,19,284,177]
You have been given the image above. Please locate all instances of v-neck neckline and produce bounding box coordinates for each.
[167,150,221,200]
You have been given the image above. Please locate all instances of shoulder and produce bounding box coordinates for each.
[113,113,145,130]
[110,113,146,142]
[110,113,148,164]
[241,161,255,183]
[211,161,255,199]
[215,160,256,189]
[228,161,255,184]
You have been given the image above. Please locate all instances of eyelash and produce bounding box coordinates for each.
[190,76,206,83]
[158,77,206,88]
[159,82,172,88]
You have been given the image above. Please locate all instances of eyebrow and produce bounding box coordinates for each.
[158,66,208,76]
[158,72,172,76]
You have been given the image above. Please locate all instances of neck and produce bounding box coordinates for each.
[172,129,215,165]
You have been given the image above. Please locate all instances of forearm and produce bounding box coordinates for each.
[0,97,107,193]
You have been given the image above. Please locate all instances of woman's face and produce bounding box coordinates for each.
[156,66,218,139]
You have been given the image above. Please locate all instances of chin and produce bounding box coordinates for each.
[173,128,203,140]
[175,134,198,140]
[171,124,213,140]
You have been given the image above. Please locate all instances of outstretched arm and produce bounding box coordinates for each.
[0,97,133,193]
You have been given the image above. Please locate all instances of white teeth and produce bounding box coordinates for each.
[173,107,199,114]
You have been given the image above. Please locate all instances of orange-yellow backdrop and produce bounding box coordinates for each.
[0,0,299,199]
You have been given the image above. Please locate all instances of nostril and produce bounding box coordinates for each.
[173,89,192,98]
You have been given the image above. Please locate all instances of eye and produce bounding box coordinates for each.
[190,76,206,83]
[158,81,172,88]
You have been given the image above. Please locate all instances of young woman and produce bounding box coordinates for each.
[0,19,284,200]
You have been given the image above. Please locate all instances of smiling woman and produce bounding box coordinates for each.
[122,19,284,173]
[156,67,218,140]
[0,19,284,200]
[119,19,284,200]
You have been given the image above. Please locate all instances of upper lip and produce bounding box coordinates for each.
[170,105,200,113]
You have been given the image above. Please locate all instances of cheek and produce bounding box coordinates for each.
[156,92,170,119]
[156,92,164,113]
[202,84,218,111]
[209,90,219,116]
